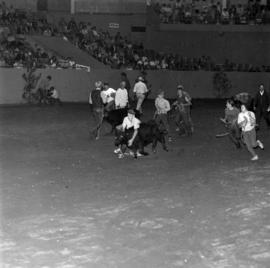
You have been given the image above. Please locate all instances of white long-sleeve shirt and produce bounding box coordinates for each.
[155,96,170,114]
[115,88,128,108]
[101,87,116,103]
[133,81,148,95]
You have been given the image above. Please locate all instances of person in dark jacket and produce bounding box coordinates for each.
[253,84,270,130]
[89,81,104,139]
[121,72,131,101]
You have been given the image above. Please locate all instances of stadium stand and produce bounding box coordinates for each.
[1,0,270,72]
[150,0,270,25]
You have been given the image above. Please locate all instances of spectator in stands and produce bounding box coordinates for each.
[150,0,269,25]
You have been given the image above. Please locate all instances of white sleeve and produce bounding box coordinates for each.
[122,117,127,129]
[115,90,120,106]
[144,83,148,93]
[133,118,140,129]
[155,98,159,110]
[166,100,171,111]
[125,90,128,104]
[100,91,107,103]
[133,83,137,93]
[237,113,243,124]
[89,92,92,104]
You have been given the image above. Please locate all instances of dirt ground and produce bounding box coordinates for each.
[0,100,270,268]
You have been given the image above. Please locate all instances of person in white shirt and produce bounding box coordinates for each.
[155,90,171,142]
[114,109,141,158]
[101,82,116,111]
[115,81,128,109]
[133,76,148,114]
[237,103,264,161]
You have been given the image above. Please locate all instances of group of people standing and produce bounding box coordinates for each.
[154,84,193,142]
[89,72,150,139]
[221,84,270,161]
[89,71,194,152]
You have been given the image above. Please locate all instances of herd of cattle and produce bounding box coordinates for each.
[96,92,254,158]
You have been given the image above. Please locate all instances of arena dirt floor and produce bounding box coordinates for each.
[0,100,270,268]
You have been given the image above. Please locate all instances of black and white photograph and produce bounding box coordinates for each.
[0,0,270,267]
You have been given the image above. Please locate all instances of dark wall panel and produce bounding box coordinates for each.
[37,0,48,11]
[146,26,270,66]
[47,0,70,12]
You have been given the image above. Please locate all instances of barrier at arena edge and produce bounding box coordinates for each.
[0,68,269,104]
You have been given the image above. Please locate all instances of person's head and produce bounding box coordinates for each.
[226,99,234,109]
[157,90,164,98]
[138,76,144,82]
[103,82,109,89]
[120,81,126,88]
[240,103,248,113]
[259,84,264,92]
[177,85,183,95]
[127,109,135,120]
[95,81,102,89]
[121,72,127,78]
[47,75,52,81]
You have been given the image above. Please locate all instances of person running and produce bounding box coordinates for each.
[89,81,104,140]
[237,103,264,161]
[172,85,193,136]
[220,99,241,148]
[154,90,172,142]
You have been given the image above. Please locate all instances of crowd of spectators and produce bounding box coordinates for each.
[1,1,270,72]
[0,1,57,36]
[57,17,270,72]
[0,1,79,69]
[151,0,270,25]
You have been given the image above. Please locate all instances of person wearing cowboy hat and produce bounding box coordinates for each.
[172,84,193,136]
[133,76,148,114]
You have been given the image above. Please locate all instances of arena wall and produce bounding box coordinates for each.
[1,68,269,104]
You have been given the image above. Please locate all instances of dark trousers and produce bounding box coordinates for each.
[228,122,241,148]
[92,108,104,138]
[255,109,270,128]
[175,109,193,135]
[155,113,170,136]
